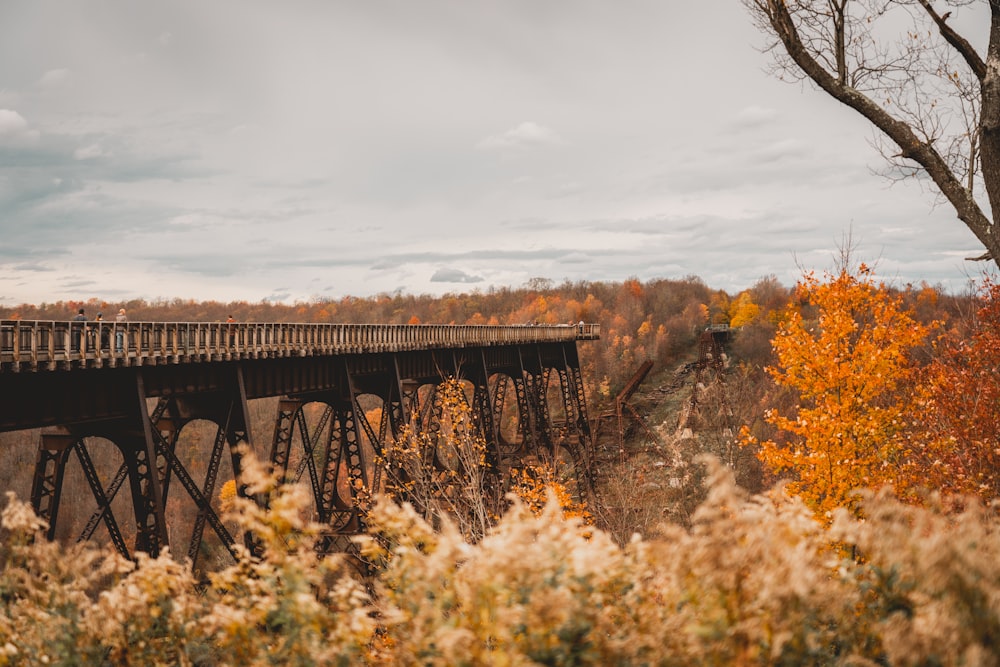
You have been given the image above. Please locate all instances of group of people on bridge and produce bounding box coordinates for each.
[71,308,128,353]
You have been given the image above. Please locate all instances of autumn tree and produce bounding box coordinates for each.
[743,0,1000,266]
[743,265,932,518]
[729,276,791,367]
[381,378,503,542]
[910,278,1000,499]
[507,465,591,523]
[727,290,761,328]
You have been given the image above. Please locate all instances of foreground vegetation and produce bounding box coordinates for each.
[2,451,1000,666]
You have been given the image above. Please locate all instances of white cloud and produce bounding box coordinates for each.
[73,144,106,160]
[0,109,28,135]
[38,68,70,87]
[0,109,38,143]
[476,121,562,151]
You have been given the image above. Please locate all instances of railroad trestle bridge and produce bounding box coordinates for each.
[0,320,600,570]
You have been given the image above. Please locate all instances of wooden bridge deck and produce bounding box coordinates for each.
[0,320,600,372]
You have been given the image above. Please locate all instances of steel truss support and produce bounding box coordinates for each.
[71,438,130,557]
[688,328,729,418]
[548,365,596,506]
[28,373,168,557]
[569,365,591,439]
[269,359,388,551]
[451,350,499,468]
[29,368,253,569]
[269,398,326,499]
[30,434,74,542]
[131,367,252,570]
[512,374,537,456]
[515,347,553,459]
[386,357,409,441]
[491,374,523,459]
[271,393,370,530]
[82,400,166,551]
[311,394,373,554]
[25,341,597,565]
[496,346,596,505]
[548,345,595,496]
[77,456,128,544]
[30,433,132,560]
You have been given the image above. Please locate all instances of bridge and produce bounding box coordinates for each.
[0,319,600,571]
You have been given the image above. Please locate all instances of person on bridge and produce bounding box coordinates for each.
[115,308,127,352]
[71,308,88,352]
[94,312,109,350]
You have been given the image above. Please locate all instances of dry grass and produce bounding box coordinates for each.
[2,451,1000,665]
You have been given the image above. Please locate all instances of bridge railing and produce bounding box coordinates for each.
[0,321,600,371]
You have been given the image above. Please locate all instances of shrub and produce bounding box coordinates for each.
[4,456,1000,664]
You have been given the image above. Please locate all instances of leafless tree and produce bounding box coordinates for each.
[380,379,505,543]
[744,0,1000,265]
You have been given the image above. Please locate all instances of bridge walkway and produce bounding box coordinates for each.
[1,320,600,373]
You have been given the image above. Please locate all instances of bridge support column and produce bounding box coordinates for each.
[27,368,255,568]
[471,358,500,470]
[495,346,596,505]
[150,367,252,570]
[514,347,553,459]
[549,364,596,505]
[27,374,171,558]
[29,433,74,542]
[320,401,365,529]
[268,360,378,554]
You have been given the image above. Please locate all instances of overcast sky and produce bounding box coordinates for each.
[0,1,993,307]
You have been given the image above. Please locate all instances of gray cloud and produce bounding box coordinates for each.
[12,262,56,272]
[557,252,592,265]
[729,105,779,129]
[430,268,484,284]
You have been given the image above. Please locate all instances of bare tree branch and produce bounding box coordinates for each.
[915,0,987,79]
[744,0,1000,264]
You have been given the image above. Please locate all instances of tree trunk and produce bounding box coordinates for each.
[979,2,1000,262]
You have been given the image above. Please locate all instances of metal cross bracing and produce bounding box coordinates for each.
[4,322,600,572]
[683,326,732,426]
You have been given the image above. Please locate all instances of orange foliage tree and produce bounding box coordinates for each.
[910,279,1000,500]
[508,465,591,523]
[743,266,932,518]
[727,290,761,328]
